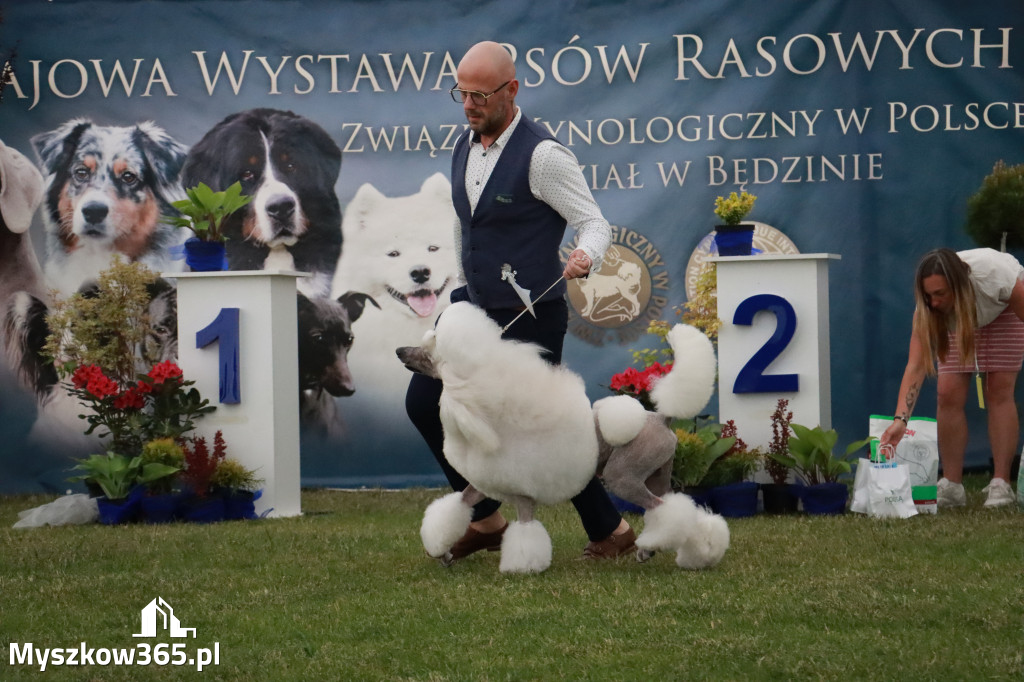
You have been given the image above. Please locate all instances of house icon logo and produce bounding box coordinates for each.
[133,597,196,638]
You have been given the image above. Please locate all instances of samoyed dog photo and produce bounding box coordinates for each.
[332,173,458,398]
[397,301,730,574]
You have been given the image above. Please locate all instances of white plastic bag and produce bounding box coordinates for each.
[13,494,99,528]
[851,455,918,519]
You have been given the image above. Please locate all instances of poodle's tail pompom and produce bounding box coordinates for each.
[593,395,649,446]
[498,520,552,574]
[636,492,729,570]
[420,491,473,558]
[648,324,717,420]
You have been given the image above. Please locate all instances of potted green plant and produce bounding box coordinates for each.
[211,457,264,520]
[163,181,252,271]
[68,451,179,524]
[671,416,736,508]
[965,160,1024,252]
[762,399,799,514]
[700,421,761,517]
[137,438,185,523]
[768,423,871,515]
[713,190,757,256]
[179,431,228,522]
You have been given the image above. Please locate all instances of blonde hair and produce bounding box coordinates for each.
[912,248,977,375]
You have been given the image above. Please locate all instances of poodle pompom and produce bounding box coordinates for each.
[649,324,717,419]
[675,511,730,570]
[499,520,552,574]
[636,492,702,551]
[593,395,648,446]
[420,491,473,558]
[636,492,730,570]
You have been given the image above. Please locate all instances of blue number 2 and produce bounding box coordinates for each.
[196,308,241,404]
[732,294,798,394]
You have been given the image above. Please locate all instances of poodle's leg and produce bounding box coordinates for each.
[460,485,485,508]
[634,459,675,562]
[420,491,473,562]
[509,495,534,523]
[602,449,663,511]
[499,497,551,574]
[646,459,674,501]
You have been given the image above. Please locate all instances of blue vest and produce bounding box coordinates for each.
[452,117,568,309]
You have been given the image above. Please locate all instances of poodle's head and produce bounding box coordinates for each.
[396,330,438,378]
[431,301,504,375]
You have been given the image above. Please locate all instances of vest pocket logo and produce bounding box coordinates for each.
[495,194,514,204]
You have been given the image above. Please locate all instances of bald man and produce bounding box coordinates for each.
[405,41,637,562]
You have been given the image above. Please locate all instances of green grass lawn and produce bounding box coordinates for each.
[1,476,1022,681]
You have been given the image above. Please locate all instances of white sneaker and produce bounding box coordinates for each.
[982,478,1014,508]
[936,478,966,507]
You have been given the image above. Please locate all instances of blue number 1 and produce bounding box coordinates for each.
[196,308,241,404]
[732,294,798,394]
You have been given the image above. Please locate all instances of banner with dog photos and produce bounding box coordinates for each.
[0,0,1022,492]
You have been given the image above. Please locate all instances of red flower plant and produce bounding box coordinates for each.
[64,362,214,457]
[148,360,184,385]
[720,420,748,456]
[181,430,227,496]
[609,361,673,410]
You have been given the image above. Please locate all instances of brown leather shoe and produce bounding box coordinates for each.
[448,523,508,561]
[582,527,638,559]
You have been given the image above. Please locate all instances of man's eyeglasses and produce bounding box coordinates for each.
[449,80,511,106]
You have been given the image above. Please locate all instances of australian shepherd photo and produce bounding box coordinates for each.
[31,119,189,297]
[180,108,344,298]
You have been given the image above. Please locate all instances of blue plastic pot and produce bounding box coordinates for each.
[683,486,712,511]
[180,494,226,523]
[96,487,143,525]
[222,489,261,520]
[184,238,227,271]
[140,493,181,524]
[800,482,848,515]
[714,224,755,256]
[709,481,759,517]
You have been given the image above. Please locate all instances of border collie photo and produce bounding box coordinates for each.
[31,119,189,297]
[331,173,458,395]
[180,108,343,298]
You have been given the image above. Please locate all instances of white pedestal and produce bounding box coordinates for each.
[172,270,306,518]
[714,254,839,451]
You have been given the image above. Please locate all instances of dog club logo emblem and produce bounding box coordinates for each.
[567,226,669,347]
[133,597,196,639]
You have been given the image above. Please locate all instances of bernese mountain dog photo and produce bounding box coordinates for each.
[180,108,344,298]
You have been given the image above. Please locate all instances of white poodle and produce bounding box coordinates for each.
[398,301,729,573]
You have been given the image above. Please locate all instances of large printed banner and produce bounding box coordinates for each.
[1,1,1022,492]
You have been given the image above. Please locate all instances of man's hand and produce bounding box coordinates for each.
[563,249,592,280]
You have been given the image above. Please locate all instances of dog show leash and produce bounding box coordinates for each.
[500,256,588,333]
